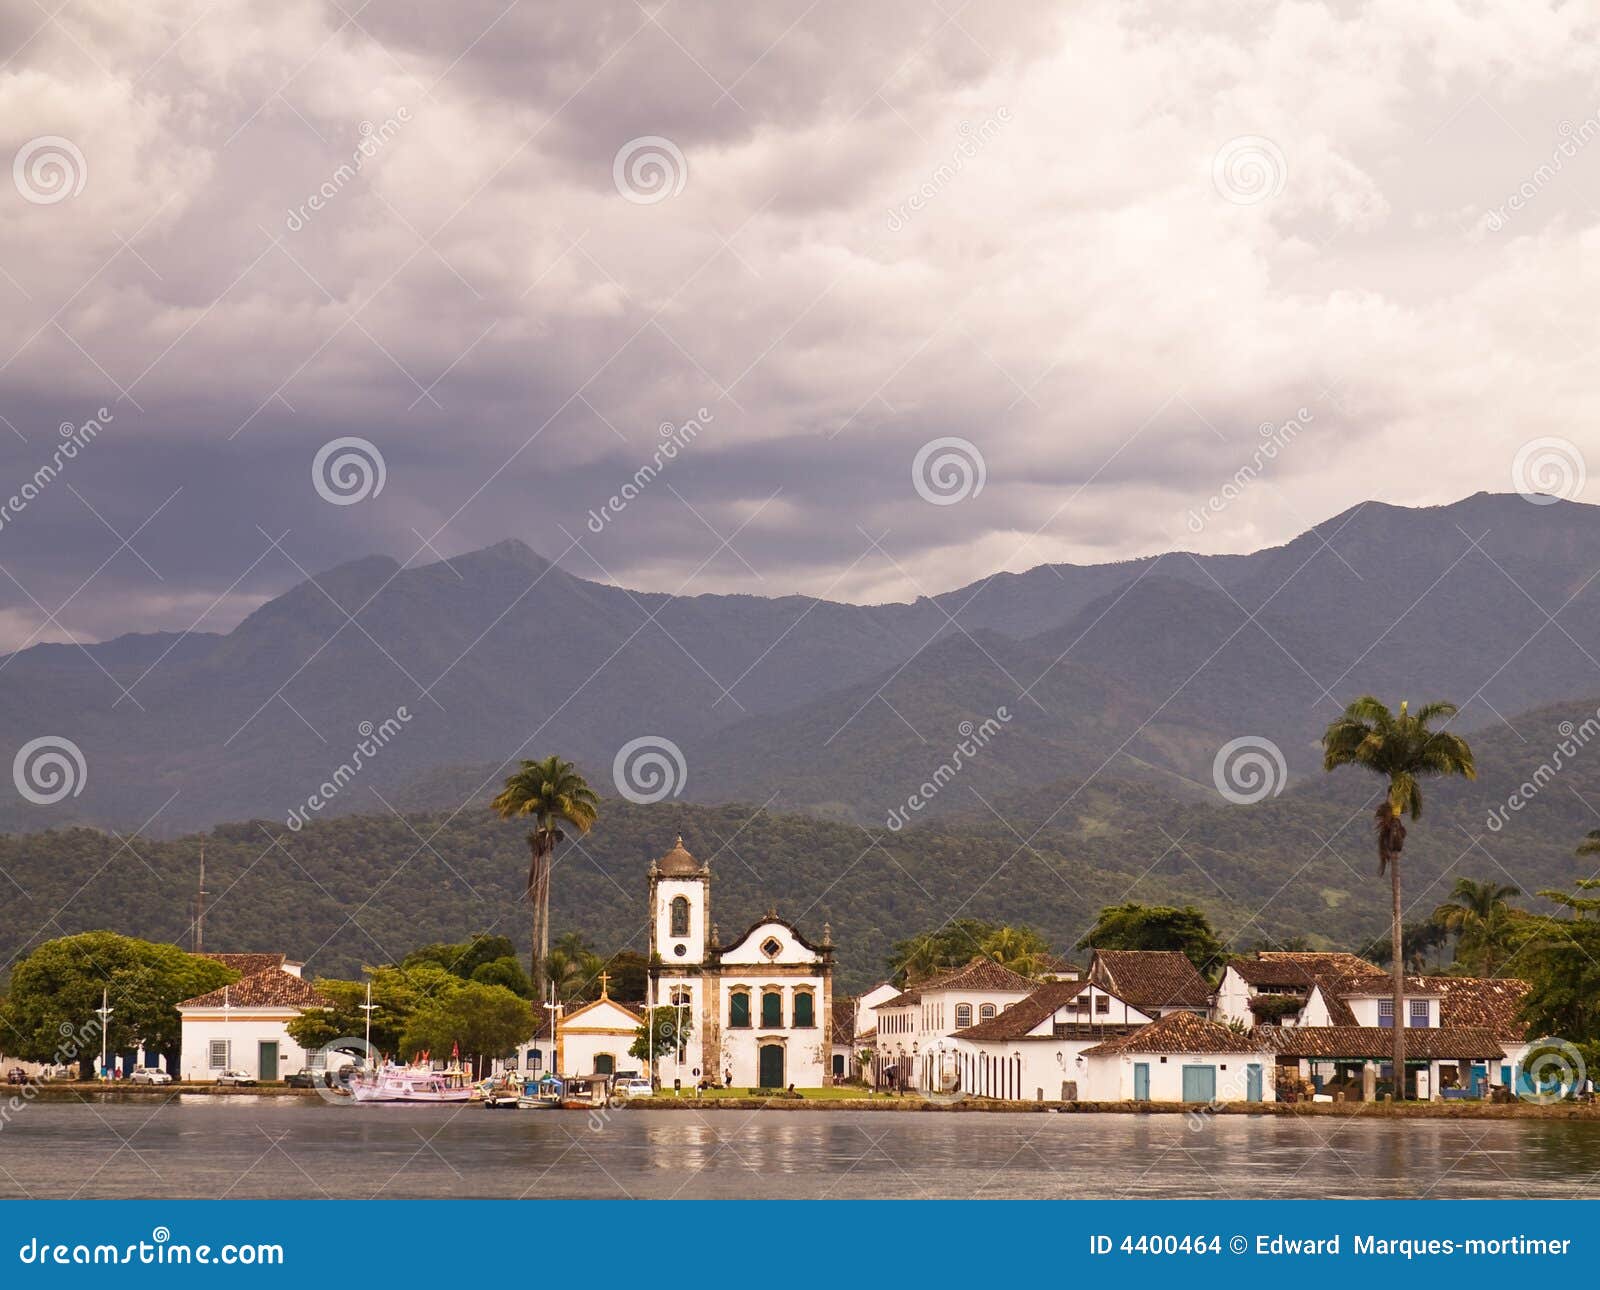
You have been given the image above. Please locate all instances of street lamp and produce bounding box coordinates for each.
[94,988,113,1081]
[358,981,378,1067]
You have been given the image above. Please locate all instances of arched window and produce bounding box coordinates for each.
[979,1003,997,1021]
[670,896,690,937]
[955,1003,973,1028]
[671,988,691,1007]
[594,1053,615,1076]
[761,988,784,1028]
[793,990,815,1028]
[729,990,751,1028]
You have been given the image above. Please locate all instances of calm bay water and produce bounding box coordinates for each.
[1,1099,1597,1199]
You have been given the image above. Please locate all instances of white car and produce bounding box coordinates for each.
[129,1067,172,1085]
[215,1069,257,1086]
[613,1078,653,1099]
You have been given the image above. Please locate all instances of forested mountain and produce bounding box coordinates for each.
[1,684,1593,992]
[5,491,1600,835]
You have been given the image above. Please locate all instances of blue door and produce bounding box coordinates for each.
[1181,1065,1216,1103]
[1133,1063,1150,1100]
[1246,1063,1263,1102]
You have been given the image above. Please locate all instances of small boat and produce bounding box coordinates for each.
[559,1073,610,1110]
[350,1063,474,1104]
[516,1075,564,1110]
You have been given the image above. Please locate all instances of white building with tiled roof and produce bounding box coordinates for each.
[177,954,331,1082]
[871,956,1038,1092]
[1081,1011,1276,1103]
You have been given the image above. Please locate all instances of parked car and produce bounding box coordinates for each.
[129,1067,172,1085]
[613,1077,653,1100]
[5,1067,31,1085]
[284,1069,317,1089]
[215,1069,257,1086]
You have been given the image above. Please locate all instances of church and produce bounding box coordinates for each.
[646,837,834,1089]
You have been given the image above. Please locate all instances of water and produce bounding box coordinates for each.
[1,1099,1597,1199]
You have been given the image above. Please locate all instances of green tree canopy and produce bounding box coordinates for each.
[403,934,533,998]
[1075,902,1227,973]
[629,1005,691,1067]
[398,981,532,1062]
[0,931,235,1074]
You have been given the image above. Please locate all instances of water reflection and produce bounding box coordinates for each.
[1,1104,1596,1199]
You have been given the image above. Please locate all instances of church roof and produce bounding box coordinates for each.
[656,835,705,877]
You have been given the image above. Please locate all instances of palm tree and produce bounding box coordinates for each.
[1433,877,1521,974]
[1322,697,1475,1098]
[490,756,599,1002]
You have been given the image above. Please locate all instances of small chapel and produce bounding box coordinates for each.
[646,836,835,1089]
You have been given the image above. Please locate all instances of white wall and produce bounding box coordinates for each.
[1084,1052,1276,1103]
[178,1012,319,1081]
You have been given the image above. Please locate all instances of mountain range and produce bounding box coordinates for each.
[5,490,1600,836]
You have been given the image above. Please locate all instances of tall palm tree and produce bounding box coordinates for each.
[490,756,599,1003]
[1322,697,1475,1098]
[1433,877,1521,974]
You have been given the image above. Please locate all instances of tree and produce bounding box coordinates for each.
[490,755,600,1003]
[0,932,235,1076]
[1433,878,1522,975]
[403,934,532,998]
[545,931,606,1004]
[629,1005,691,1070]
[287,962,466,1059]
[399,981,533,1070]
[1322,696,1476,1097]
[887,919,1002,984]
[1516,867,1600,1077]
[1360,917,1450,972]
[977,925,1052,976]
[1074,902,1226,974]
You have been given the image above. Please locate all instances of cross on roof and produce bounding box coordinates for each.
[599,970,610,998]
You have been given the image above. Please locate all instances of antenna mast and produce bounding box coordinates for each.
[194,838,207,953]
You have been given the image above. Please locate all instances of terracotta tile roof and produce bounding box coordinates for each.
[1424,977,1531,1041]
[1259,1025,1506,1060]
[198,952,285,976]
[1229,958,1316,987]
[1088,950,1211,1009]
[950,981,1090,1042]
[831,997,857,1045]
[180,969,331,1010]
[1330,972,1442,998]
[1082,1011,1266,1056]
[879,989,918,1009]
[886,956,1038,1008]
[1257,951,1380,977]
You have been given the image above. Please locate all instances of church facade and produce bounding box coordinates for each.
[647,837,834,1089]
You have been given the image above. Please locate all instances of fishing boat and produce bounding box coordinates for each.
[515,1075,564,1110]
[350,1063,475,1104]
[559,1073,610,1110]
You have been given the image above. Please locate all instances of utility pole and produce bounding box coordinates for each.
[193,838,207,954]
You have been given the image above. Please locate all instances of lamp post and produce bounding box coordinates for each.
[358,981,377,1067]
[94,988,112,1081]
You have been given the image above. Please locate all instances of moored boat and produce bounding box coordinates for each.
[515,1075,564,1110]
[351,1063,475,1104]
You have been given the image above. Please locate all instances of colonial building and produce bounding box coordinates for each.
[1081,1011,1276,1103]
[555,984,648,1080]
[647,837,834,1089]
[871,957,1038,1092]
[177,953,330,1082]
[1085,949,1211,1017]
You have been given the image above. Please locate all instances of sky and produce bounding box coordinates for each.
[2,0,1599,651]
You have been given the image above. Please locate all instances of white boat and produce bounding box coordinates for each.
[350,1064,474,1104]
[516,1075,564,1110]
